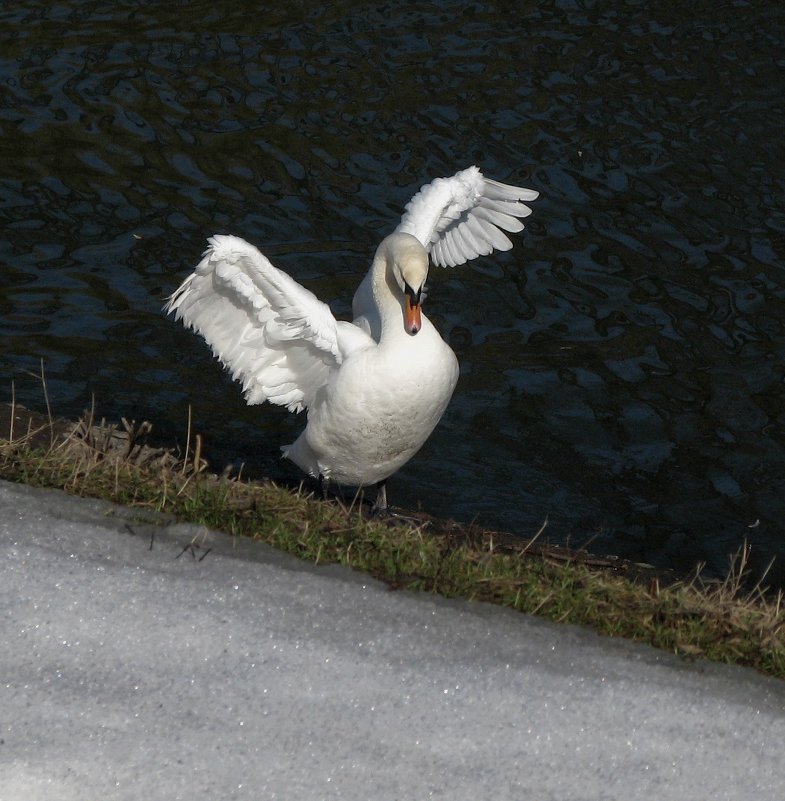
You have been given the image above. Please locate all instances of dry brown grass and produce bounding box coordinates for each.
[2,392,784,679]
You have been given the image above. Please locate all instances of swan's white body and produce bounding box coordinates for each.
[165,166,537,505]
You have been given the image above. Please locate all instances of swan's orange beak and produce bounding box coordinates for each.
[405,293,422,335]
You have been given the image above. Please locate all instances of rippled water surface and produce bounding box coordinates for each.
[2,1,785,584]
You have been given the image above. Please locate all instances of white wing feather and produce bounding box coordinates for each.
[396,165,538,267]
[164,234,371,413]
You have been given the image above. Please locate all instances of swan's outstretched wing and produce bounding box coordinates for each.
[396,165,538,267]
[165,235,371,413]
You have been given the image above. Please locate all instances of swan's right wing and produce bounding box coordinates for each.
[165,235,371,413]
[396,166,538,267]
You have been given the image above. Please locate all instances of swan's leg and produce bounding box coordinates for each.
[371,480,388,514]
[318,474,330,501]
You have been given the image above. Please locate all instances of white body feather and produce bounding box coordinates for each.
[165,166,537,489]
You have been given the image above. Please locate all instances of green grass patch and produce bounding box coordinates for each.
[2,400,784,680]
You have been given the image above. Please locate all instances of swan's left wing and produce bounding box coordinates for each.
[165,235,371,413]
[396,165,538,267]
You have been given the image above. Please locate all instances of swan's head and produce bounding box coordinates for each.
[381,232,429,336]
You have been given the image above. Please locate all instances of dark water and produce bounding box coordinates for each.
[2,2,785,585]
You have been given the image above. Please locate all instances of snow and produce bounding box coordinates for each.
[1,479,784,801]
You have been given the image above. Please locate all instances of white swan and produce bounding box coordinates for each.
[165,166,538,510]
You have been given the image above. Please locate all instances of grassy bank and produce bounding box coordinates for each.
[2,400,784,679]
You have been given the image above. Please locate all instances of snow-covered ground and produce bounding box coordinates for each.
[1,479,784,801]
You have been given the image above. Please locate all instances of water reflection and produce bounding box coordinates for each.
[1,1,784,585]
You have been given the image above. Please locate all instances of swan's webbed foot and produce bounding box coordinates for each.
[368,481,427,526]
